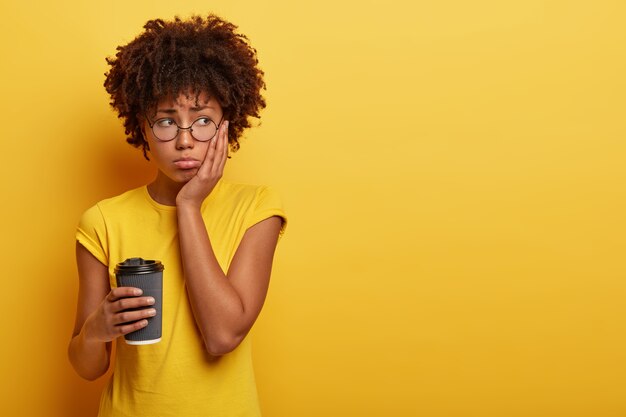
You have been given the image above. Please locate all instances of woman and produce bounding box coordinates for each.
[68,14,287,417]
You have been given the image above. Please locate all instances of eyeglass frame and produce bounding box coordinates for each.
[144,114,224,142]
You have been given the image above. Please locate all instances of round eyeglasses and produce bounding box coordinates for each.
[146,116,223,142]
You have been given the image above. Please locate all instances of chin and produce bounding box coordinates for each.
[177,169,198,182]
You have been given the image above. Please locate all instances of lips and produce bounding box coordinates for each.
[173,158,201,169]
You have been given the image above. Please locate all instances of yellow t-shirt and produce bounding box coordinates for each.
[76,179,287,417]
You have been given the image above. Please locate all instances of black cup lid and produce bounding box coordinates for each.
[115,258,164,274]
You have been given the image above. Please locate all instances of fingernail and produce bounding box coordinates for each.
[134,289,143,296]
[148,309,157,316]
[147,297,155,304]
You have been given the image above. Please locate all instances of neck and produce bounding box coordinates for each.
[147,171,183,206]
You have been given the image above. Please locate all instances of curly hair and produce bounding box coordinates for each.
[104,14,266,159]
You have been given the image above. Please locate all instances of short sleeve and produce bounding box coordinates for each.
[76,204,109,266]
[245,186,287,238]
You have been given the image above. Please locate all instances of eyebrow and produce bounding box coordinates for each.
[156,105,214,114]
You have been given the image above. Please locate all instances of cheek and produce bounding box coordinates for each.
[197,143,210,160]
[146,144,172,168]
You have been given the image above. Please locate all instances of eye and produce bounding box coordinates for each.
[155,118,176,128]
[194,117,213,127]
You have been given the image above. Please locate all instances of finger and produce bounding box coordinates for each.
[107,287,142,302]
[216,121,229,174]
[211,122,226,176]
[114,307,157,326]
[210,120,228,177]
[113,296,155,313]
[116,319,150,336]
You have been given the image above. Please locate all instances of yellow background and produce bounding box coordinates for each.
[1,1,625,416]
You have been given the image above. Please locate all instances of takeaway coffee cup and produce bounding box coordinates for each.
[115,258,164,345]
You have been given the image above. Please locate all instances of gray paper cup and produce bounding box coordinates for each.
[115,258,164,345]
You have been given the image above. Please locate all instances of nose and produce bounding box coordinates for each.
[175,128,194,149]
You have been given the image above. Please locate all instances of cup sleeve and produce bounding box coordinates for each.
[245,185,288,238]
[76,204,109,266]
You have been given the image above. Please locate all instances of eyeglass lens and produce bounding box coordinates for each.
[152,118,218,142]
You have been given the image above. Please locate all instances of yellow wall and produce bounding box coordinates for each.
[1,1,625,416]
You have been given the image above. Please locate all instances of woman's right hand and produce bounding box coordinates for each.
[82,287,156,343]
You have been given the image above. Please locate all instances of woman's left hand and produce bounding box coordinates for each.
[176,120,229,208]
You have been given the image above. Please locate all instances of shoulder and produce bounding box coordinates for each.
[214,180,287,235]
[92,187,147,211]
[78,187,147,226]
[216,180,268,197]
[213,180,279,206]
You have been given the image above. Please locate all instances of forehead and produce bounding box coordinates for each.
[155,90,219,110]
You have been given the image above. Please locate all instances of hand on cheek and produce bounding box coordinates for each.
[176,120,229,208]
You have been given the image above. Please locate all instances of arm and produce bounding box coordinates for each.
[177,208,283,356]
[68,243,157,380]
[174,120,283,355]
